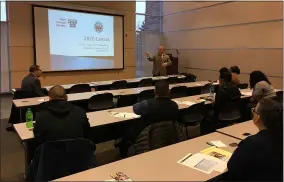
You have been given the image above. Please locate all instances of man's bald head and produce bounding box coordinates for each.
[158,45,165,55]
[48,85,67,101]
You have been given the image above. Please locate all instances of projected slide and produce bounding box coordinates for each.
[33,6,123,72]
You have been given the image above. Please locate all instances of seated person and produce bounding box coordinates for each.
[21,65,45,97]
[226,98,283,181]
[249,71,276,104]
[206,71,241,121]
[230,66,241,85]
[219,67,229,77]
[34,85,91,144]
[117,80,179,157]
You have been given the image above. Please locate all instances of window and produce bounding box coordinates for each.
[135,1,161,32]
[135,1,162,77]
[1,1,7,22]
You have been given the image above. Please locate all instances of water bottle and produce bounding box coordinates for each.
[209,82,214,98]
[25,108,33,129]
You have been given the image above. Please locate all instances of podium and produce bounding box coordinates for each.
[166,54,178,75]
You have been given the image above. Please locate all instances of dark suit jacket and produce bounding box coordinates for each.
[21,73,45,97]
[147,54,172,76]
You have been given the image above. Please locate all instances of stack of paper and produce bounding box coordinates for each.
[173,100,196,106]
[178,153,227,174]
[110,112,140,119]
[177,146,232,174]
[242,91,252,96]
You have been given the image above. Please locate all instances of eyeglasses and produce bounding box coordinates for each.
[251,108,259,115]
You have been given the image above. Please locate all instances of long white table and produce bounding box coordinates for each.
[12,75,186,93]
[55,132,240,181]
[13,81,214,108]
[13,89,255,141]
[217,120,258,140]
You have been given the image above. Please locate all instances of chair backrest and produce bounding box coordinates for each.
[117,95,137,107]
[201,83,211,94]
[14,89,38,99]
[68,84,91,94]
[275,91,283,103]
[28,138,95,181]
[184,74,197,83]
[170,86,188,99]
[181,102,205,125]
[134,121,179,154]
[218,101,242,121]
[138,78,153,87]
[88,93,113,111]
[110,80,128,90]
[137,90,155,102]
[237,83,248,89]
[167,77,180,84]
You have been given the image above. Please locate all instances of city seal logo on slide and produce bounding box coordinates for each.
[94,21,103,33]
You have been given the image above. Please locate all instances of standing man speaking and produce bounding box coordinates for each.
[145,45,172,77]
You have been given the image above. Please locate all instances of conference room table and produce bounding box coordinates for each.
[12,89,263,178]
[13,80,215,108]
[217,120,258,140]
[11,75,186,93]
[13,89,257,142]
[55,132,240,181]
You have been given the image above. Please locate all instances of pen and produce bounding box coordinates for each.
[180,153,192,163]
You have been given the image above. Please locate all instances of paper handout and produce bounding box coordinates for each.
[177,153,227,174]
[201,146,232,162]
[110,112,140,119]
[207,140,227,148]
[173,100,196,106]
[241,91,252,96]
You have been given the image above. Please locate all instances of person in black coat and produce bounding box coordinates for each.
[116,80,179,157]
[34,85,91,144]
[226,98,283,181]
[205,71,241,123]
[21,65,45,97]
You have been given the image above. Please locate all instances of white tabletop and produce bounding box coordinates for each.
[55,132,240,181]
[13,91,253,141]
[12,81,211,108]
[217,120,259,140]
[41,75,186,91]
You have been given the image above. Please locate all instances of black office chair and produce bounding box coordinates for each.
[167,77,180,84]
[217,101,242,129]
[88,93,113,111]
[8,90,39,125]
[133,121,179,155]
[201,83,212,94]
[137,90,155,102]
[184,74,197,83]
[138,78,153,87]
[237,83,248,89]
[110,80,128,90]
[179,102,205,139]
[27,138,96,181]
[68,84,91,94]
[117,95,137,107]
[275,91,283,103]
[170,86,188,99]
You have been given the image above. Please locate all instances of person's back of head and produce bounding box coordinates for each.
[219,71,232,84]
[155,80,169,98]
[230,66,240,75]
[219,67,229,75]
[29,65,42,78]
[249,71,271,89]
[48,85,68,101]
